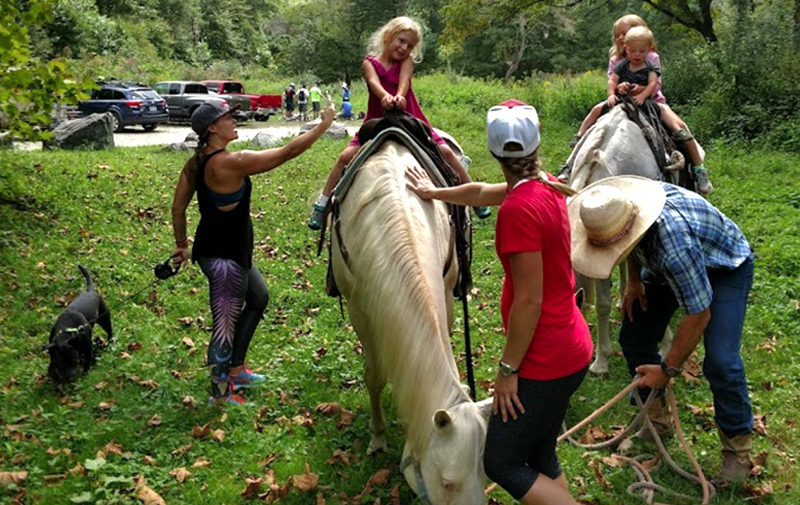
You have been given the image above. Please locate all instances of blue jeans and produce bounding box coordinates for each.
[619,257,754,437]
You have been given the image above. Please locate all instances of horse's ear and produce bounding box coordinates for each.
[476,398,493,419]
[433,410,453,431]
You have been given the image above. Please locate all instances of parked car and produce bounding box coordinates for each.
[202,80,281,121]
[78,81,168,132]
[152,81,231,122]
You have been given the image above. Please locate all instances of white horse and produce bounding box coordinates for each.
[565,106,674,374]
[331,138,492,504]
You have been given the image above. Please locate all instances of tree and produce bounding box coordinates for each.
[443,0,718,44]
[1,0,91,141]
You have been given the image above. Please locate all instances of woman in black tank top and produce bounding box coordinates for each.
[170,98,335,406]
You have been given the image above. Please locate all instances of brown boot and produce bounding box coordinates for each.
[716,431,753,483]
[634,395,674,442]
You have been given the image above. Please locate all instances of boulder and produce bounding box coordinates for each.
[299,120,349,140]
[249,131,286,149]
[163,132,199,152]
[44,113,115,150]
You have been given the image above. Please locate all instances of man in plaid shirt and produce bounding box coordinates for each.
[570,176,755,485]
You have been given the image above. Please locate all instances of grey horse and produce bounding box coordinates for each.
[564,106,675,374]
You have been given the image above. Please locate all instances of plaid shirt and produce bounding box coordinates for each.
[632,183,753,314]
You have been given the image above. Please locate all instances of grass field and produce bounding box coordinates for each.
[1,74,799,504]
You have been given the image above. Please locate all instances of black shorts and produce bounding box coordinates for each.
[298,103,307,113]
[312,101,320,112]
[285,101,294,112]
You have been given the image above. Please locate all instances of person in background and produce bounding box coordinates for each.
[170,98,335,406]
[283,83,295,119]
[406,99,592,505]
[308,16,490,230]
[297,84,309,121]
[310,81,322,119]
[570,175,755,483]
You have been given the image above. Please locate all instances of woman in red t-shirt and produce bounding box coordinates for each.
[405,99,592,504]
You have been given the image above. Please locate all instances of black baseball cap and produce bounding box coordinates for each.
[191,102,241,139]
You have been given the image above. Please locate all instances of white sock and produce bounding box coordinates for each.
[315,194,330,206]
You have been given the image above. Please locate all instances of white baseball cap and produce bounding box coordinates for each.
[487,99,540,158]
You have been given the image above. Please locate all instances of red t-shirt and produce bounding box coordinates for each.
[495,177,593,380]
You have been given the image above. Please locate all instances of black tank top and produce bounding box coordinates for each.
[191,149,254,269]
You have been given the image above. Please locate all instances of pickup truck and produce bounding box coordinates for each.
[152,81,251,122]
[203,80,282,121]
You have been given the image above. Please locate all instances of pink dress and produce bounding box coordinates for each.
[349,55,445,147]
[608,50,666,104]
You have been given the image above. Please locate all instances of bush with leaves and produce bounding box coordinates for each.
[1,0,92,141]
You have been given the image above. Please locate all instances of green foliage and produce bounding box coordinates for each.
[665,0,800,149]
[0,0,92,141]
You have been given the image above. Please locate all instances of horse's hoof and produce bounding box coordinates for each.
[367,436,387,455]
[589,360,609,375]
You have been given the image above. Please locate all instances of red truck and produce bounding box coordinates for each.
[203,80,282,121]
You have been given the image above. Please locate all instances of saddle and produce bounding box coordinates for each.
[319,110,472,301]
[617,96,697,192]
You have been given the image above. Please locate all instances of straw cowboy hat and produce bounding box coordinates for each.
[570,176,667,279]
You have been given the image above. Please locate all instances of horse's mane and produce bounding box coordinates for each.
[340,141,470,455]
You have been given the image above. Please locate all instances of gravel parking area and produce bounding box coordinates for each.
[14,118,360,150]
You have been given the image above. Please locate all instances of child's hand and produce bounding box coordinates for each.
[607,95,619,107]
[633,94,645,105]
[321,93,335,123]
[380,94,395,110]
[617,82,632,95]
[393,95,407,110]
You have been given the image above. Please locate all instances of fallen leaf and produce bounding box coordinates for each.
[171,443,192,456]
[182,337,195,348]
[69,463,86,476]
[67,401,85,409]
[192,424,211,438]
[94,381,108,390]
[104,441,123,455]
[170,467,192,483]
[316,493,326,505]
[143,455,156,466]
[337,409,356,429]
[147,415,162,427]
[754,413,768,435]
[292,463,319,492]
[212,429,225,442]
[43,473,66,483]
[138,380,159,389]
[192,457,212,468]
[368,469,391,486]
[46,447,72,456]
[183,396,196,407]
[241,477,263,498]
[316,402,343,415]
[326,449,350,465]
[258,454,277,468]
[390,485,400,505]
[135,476,166,505]
[0,471,28,485]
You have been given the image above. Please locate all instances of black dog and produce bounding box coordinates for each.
[45,265,113,383]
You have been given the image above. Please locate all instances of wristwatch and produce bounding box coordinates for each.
[660,361,681,378]
[499,361,518,377]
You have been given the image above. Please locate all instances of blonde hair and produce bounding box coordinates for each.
[609,14,648,58]
[367,16,424,63]
[625,26,655,51]
[493,150,576,197]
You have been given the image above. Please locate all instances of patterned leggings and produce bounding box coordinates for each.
[198,258,269,384]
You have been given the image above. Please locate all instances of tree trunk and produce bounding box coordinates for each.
[503,14,527,83]
[795,0,800,51]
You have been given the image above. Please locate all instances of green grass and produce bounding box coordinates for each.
[1,74,799,504]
